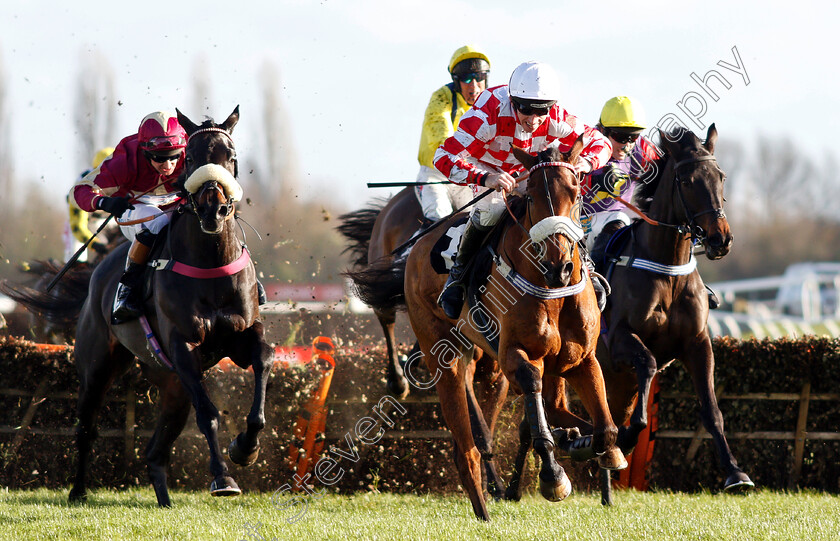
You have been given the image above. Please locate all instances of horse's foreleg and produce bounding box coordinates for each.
[376,307,409,399]
[229,324,272,467]
[168,336,239,496]
[465,354,508,500]
[562,354,625,470]
[511,356,572,502]
[682,336,754,491]
[145,373,191,507]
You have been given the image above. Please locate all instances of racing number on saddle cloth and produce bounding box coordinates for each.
[430,217,468,274]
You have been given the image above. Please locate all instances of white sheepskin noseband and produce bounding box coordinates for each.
[184,163,243,202]
[530,216,584,244]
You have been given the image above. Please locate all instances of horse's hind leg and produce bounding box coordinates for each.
[464,352,508,500]
[417,327,488,520]
[682,337,753,491]
[228,323,273,467]
[376,307,409,399]
[69,342,133,503]
[504,416,531,501]
[610,330,658,454]
[144,371,191,507]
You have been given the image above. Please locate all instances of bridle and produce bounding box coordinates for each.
[182,127,237,223]
[671,154,726,244]
[511,160,584,247]
[500,159,584,276]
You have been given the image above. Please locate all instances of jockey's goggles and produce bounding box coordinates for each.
[512,98,555,117]
[145,151,181,163]
[456,72,488,84]
[606,130,640,144]
[140,135,187,149]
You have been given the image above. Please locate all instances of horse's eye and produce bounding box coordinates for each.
[185,155,193,164]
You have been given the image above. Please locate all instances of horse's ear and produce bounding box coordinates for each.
[704,123,717,154]
[657,128,678,157]
[176,108,200,136]
[568,134,585,165]
[221,105,240,134]
[511,144,536,170]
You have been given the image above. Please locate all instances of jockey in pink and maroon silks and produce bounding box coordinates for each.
[73,111,186,324]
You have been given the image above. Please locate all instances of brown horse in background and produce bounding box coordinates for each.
[349,139,625,520]
[339,189,510,498]
[597,124,753,504]
[337,188,422,398]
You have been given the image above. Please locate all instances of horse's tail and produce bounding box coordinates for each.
[344,256,406,313]
[0,261,92,328]
[336,199,387,268]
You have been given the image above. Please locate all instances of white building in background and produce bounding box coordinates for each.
[708,262,840,339]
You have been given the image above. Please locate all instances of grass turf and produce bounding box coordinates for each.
[1,488,838,540]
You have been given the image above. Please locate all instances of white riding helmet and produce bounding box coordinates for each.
[508,61,562,102]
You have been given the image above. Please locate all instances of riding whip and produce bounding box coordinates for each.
[367,181,450,188]
[45,215,114,292]
[45,178,174,292]
[389,188,494,256]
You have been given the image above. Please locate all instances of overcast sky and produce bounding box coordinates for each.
[1,0,835,212]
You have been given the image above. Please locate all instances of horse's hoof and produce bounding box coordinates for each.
[724,472,755,492]
[503,487,522,502]
[228,433,260,466]
[210,475,241,496]
[598,447,628,471]
[387,375,409,400]
[68,487,87,503]
[539,471,572,502]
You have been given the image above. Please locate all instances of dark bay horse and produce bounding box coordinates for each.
[597,124,753,503]
[5,107,271,506]
[349,139,625,520]
[337,187,422,398]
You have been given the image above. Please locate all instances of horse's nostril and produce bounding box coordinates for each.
[562,261,574,278]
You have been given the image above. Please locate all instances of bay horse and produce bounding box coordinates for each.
[337,187,421,398]
[349,138,625,520]
[5,107,271,506]
[596,124,753,503]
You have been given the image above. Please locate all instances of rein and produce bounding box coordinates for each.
[612,154,724,241]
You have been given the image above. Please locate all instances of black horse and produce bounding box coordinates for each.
[5,107,272,506]
[596,124,752,503]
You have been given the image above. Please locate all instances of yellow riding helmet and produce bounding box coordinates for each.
[448,45,491,75]
[92,147,115,169]
[599,96,646,130]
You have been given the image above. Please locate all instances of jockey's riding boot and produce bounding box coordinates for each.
[705,283,720,310]
[581,243,610,312]
[437,220,489,319]
[590,220,626,270]
[257,280,267,305]
[112,238,153,325]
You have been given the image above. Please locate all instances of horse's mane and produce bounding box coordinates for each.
[633,126,704,214]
